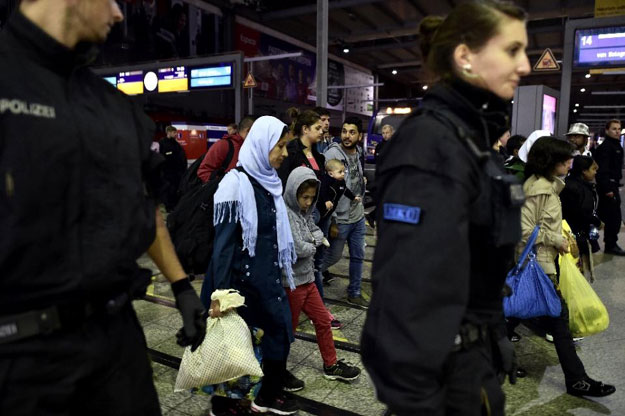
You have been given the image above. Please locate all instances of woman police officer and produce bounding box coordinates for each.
[361,1,531,415]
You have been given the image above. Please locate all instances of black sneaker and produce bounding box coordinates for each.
[347,295,369,309]
[251,393,299,415]
[323,359,361,381]
[331,319,343,330]
[566,376,616,397]
[283,369,305,392]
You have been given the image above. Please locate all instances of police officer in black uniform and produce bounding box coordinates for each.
[0,1,205,414]
[361,2,531,415]
[160,125,188,211]
[593,119,624,255]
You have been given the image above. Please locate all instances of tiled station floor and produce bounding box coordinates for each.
[136,220,625,416]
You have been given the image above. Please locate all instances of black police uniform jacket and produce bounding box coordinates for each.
[0,12,162,314]
[361,80,520,412]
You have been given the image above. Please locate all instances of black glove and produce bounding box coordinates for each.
[172,278,206,352]
[496,336,517,385]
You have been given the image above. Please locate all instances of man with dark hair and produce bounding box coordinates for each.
[160,125,188,211]
[319,117,368,307]
[197,116,256,183]
[594,119,624,255]
[504,134,527,181]
[0,1,206,414]
[314,106,333,154]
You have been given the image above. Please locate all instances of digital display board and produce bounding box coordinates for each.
[158,66,188,93]
[574,26,625,67]
[541,94,557,135]
[117,71,144,95]
[103,76,117,86]
[190,65,232,88]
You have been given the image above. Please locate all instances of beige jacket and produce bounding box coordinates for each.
[518,175,566,275]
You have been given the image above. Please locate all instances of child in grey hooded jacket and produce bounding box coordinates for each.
[283,167,361,381]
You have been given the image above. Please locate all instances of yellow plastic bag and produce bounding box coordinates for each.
[559,253,609,337]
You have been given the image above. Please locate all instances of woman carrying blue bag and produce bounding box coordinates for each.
[518,136,615,397]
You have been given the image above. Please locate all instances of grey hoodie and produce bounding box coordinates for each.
[283,167,325,288]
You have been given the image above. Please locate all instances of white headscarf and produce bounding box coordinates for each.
[213,116,297,289]
[518,130,552,162]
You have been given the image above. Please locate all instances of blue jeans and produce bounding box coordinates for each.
[319,217,366,298]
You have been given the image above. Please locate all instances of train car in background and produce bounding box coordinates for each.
[170,123,228,163]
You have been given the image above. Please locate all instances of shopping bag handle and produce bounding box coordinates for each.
[512,225,540,274]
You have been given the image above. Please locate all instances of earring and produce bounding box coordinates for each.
[462,63,479,79]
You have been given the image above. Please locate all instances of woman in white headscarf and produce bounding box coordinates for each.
[200,116,299,416]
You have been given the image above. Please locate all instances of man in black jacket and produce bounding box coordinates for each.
[0,1,205,414]
[593,119,624,255]
[160,125,188,211]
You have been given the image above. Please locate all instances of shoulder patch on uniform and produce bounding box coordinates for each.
[383,203,421,225]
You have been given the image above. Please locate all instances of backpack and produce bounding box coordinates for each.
[177,137,234,198]
[167,138,235,274]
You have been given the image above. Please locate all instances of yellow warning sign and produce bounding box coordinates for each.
[533,48,560,72]
[243,73,257,88]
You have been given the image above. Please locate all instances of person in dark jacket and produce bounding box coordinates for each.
[374,124,395,163]
[0,2,206,415]
[361,2,532,414]
[560,156,602,280]
[200,116,299,416]
[504,134,526,181]
[277,108,325,185]
[159,126,188,211]
[593,119,624,255]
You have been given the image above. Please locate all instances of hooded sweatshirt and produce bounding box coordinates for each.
[283,167,325,287]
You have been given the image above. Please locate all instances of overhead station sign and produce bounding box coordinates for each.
[99,63,233,95]
[158,66,188,93]
[574,26,625,67]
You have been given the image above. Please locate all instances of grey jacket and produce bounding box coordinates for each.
[323,142,365,223]
[283,167,325,287]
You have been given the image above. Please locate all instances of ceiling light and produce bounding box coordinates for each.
[343,48,350,54]
[575,103,580,107]
[580,88,586,92]
[392,69,398,75]
[422,85,428,90]
[573,109,578,113]
[511,100,514,104]
[585,73,591,78]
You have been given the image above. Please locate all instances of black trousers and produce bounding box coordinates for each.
[392,342,505,416]
[598,192,622,248]
[0,305,160,416]
[536,289,586,383]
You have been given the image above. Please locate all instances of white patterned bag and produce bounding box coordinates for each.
[174,290,263,392]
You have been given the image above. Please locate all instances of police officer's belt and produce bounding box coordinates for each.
[0,292,130,345]
[451,322,488,352]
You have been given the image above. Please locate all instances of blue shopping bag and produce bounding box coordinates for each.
[503,225,562,319]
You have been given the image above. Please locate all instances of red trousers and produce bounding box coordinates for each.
[286,282,337,367]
